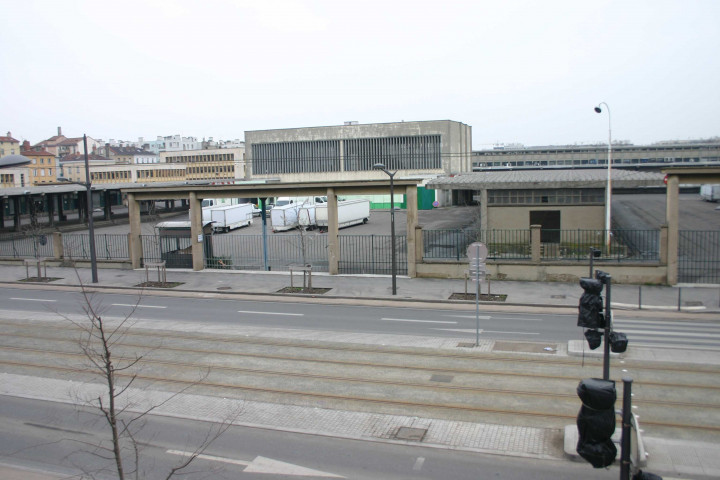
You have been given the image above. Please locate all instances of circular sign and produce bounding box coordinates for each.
[466,242,488,261]
[432,201,439,208]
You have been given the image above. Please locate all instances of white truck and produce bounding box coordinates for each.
[298,204,316,230]
[700,184,720,202]
[207,203,254,233]
[316,199,370,232]
[271,203,301,232]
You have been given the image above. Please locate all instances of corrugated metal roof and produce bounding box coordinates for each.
[426,169,665,189]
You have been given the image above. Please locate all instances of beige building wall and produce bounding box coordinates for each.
[488,205,605,230]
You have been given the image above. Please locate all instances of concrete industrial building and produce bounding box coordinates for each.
[245,120,472,207]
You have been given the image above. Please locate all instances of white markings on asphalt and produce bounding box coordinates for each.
[381,318,458,324]
[9,298,56,302]
[613,302,706,311]
[413,456,425,471]
[617,329,720,339]
[482,330,540,335]
[237,310,304,316]
[443,314,492,320]
[112,303,166,309]
[167,450,345,477]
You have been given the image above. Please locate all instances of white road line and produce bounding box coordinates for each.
[628,342,720,352]
[443,314,492,320]
[615,319,720,329]
[238,310,304,316]
[112,304,166,309]
[619,329,720,339]
[483,330,540,335]
[9,298,56,302]
[413,457,425,471]
[624,335,720,345]
[381,318,458,324]
[613,302,706,311]
[167,450,249,467]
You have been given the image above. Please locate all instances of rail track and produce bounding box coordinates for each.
[1,318,719,438]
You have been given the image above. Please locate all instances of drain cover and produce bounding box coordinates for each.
[395,427,427,441]
[430,374,453,383]
[551,294,566,299]
[685,301,704,306]
[457,342,476,348]
[217,286,232,290]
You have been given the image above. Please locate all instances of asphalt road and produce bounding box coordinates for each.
[3,286,720,350]
[0,396,612,480]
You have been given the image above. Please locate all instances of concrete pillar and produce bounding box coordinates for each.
[13,197,21,231]
[327,188,339,274]
[52,232,63,260]
[414,225,423,264]
[530,224,542,263]
[665,175,679,285]
[57,194,67,221]
[128,193,143,268]
[479,189,489,232]
[659,225,669,266]
[405,186,418,277]
[0,197,4,228]
[189,192,204,271]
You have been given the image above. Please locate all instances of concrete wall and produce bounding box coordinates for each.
[488,205,605,230]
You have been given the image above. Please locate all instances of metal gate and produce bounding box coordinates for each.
[678,230,720,284]
[339,234,407,275]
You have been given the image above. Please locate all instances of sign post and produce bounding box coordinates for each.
[467,242,488,346]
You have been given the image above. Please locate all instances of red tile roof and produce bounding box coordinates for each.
[0,136,19,143]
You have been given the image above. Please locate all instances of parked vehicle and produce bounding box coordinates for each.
[206,203,254,233]
[271,203,301,232]
[316,199,370,232]
[700,184,720,202]
[274,196,327,207]
[298,204,316,229]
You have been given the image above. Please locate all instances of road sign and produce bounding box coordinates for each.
[467,242,488,262]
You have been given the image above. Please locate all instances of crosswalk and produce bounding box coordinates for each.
[613,317,720,352]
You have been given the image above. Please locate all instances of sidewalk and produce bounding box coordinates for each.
[1,263,719,479]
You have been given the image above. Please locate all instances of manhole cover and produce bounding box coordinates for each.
[457,342,476,348]
[430,374,453,383]
[395,427,427,441]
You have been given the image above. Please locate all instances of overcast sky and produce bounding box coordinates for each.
[2,0,719,149]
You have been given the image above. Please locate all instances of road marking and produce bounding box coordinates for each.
[616,319,720,329]
[613,302,706,311]
[431,328,482,333]
[619,329,720,339]
[443,314,492,320]
[413,456,425,471]
[167,450,345,477]
[10,298,56,302]
[381,318,458,324]
[112,303,166,309]
[483,330,540,335]
[237,310,304,316]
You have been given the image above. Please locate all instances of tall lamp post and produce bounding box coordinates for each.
[594,103,612,251]
[373,163,397,295]
[58,134,98,283]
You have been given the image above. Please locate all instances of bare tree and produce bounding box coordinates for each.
[60,271,238,479]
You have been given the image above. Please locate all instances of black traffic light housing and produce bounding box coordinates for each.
[578,278,605,329]
[576,378,617,468]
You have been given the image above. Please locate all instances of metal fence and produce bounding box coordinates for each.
[0,233,54,259]
[339,234,407,275]
[206,232,330,272]
[63,233,129,261]
[540,229,660,261]
[679,230,720,284]
[423,229,531,260]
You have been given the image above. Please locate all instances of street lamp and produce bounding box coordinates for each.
[58,134,98,283]
[594,103,612,251]
[373,163,397,295]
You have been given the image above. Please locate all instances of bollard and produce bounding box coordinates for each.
[678,287,682,312]
[620,378,633,480]
[638,285,642,310]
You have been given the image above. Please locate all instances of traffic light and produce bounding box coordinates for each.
[576,378,617,468]
[578,278,604,329]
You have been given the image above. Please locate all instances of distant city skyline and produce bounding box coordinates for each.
[2,1,719,149]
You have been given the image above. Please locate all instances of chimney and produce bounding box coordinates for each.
[6,131,11,137]
[58,126,62,136]
[105,143,110,158]
[22,140,30,150]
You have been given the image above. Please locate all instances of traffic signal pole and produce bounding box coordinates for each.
[602,273,612,380]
